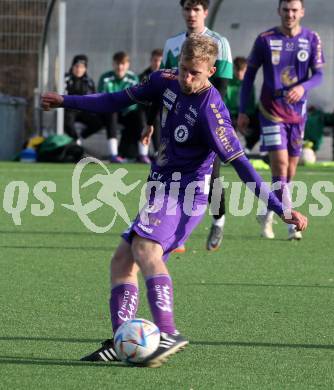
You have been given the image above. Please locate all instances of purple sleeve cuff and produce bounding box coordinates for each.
[239,66,258,114]
[230,155,283,216]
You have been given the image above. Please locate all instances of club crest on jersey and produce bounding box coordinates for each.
[174,125,189,143]
[271,50,281,65]
[297,49,309,62]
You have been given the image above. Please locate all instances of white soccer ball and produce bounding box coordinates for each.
[301,146,316,164]
[114,318,160,363]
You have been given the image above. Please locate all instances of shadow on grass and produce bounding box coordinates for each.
[0,355,128,368]
[188,282,334,289]
[191,340,334,350]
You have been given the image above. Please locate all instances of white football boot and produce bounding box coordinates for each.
[288,224,303,240]
[256,211,275,239]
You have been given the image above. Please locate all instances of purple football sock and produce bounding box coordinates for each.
[146,274,176,334]
[272,176,291,210]
[109,283,139,334]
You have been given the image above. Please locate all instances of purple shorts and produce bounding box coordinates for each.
[122,189,207,261]
[259,114,305,157]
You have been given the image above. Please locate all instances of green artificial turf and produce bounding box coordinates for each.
[0,162,333,389]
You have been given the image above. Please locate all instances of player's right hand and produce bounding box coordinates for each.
[141,125,154,145]
[41,92,64,111]
[281,210,308,232]
[237,113,250,135]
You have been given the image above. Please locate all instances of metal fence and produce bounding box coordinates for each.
[0,0,48,133]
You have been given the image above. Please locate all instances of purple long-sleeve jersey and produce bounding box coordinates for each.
[63,69,283,215]
[240,27,325,124]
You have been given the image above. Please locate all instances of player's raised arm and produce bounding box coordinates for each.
[41,71,163,113]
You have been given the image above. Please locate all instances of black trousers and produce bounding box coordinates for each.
[102,109,145,158]
[64,109,103,140]
[208,155,225,219]
[244,111,261,150]
[230,111,261,151]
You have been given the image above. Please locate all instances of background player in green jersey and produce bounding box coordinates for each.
[143,0,233,253]
[98,52,149,163]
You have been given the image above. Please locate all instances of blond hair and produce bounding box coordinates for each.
[181,33,218,66]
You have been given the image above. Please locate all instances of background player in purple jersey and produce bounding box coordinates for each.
[237,0,324,240]
[42,34,308,368]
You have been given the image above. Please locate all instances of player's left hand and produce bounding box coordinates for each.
[285,85,305,104]
[281,209,308,231]
[41,92,64,111]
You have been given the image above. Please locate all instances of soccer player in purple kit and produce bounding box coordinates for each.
[42,34,308,368]
[144,0,233,252]
[237,0,324,240]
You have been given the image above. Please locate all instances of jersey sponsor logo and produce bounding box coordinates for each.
[185,113,196,127]
[270,39,283,51]
[314,32,323,64]
[163,88,177,103]
[189,105,198,117]
[215,126,234,153]
[298,38,309,43]
[297,49,309,62]
[281,66,298,87]
[270,39,282,46]
[137,222,153,234]
[263,133,282,146]
[285,42,295,51]
[163,100,173,111]
[161,107,168,128]
[270,46,282,51]
[271,50,281,65]
[149,216,162,227]
[298,43,309,50]
[262,125,280,134]
[174,125,189,143]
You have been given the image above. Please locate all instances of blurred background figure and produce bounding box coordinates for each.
[225,56,260,154]
[98,51,148,163]
[139,48,163,157]
[64,54,103,145]
[301,106,334,163]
